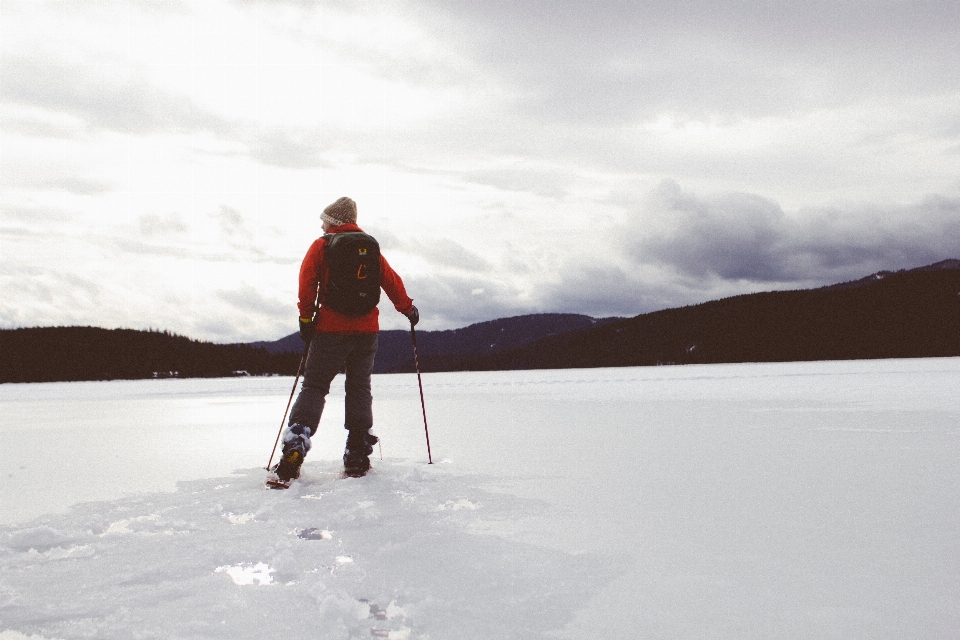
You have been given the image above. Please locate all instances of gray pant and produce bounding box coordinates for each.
[288,332,378,440]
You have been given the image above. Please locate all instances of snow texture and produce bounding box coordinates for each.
[1,358,959,639]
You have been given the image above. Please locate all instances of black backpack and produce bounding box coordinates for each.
[321,232,382,316]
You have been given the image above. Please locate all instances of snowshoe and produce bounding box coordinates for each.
[265,476,291,490]
[275,449,303,480]
[267,424,312,488]
[343,429,377,477]
[342,452,371,478]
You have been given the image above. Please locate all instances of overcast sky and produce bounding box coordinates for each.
[3,0,959,342]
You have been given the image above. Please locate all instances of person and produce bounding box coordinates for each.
[273,196,418,480]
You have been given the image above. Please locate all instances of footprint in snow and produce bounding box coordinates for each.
[360,599,412,639]
[297,528,332,540]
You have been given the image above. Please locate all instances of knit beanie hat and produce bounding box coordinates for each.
[321,197,358,226]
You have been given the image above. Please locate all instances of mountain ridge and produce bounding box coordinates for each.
[251,313,625,373]
[2,259,957,383]
[395,260,960,373]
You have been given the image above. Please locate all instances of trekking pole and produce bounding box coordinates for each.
[265,343,310,471]
[410,324,433,464]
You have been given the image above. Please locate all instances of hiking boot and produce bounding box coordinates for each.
[342,452,371,477]
[274,448,304,482]
[274,424,312,482]
[343,429,378,477]
[345,429,378,456]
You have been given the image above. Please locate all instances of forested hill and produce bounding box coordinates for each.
[0,328,300,383]
[252,313,624,373]
[373,313,623,373]
[0,315,620,383]
[394,260,960,373]
[3,260,957,383]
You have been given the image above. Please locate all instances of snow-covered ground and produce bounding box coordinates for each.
[2,358,959,639]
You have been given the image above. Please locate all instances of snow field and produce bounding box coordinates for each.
[1,358,959,638]
[0,460,609,639]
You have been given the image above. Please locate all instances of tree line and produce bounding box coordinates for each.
[393,266,960,372]
[3,262,957,383]
[0,327,302,383]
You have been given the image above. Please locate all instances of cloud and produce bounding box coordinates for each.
[397,272,528,329]
[101,236,294,266]
[0,268,108,329]
[215,206,252,239]
[621,180,960,284]
[786,196,960,278]
[4,0,958,343]
[205,206,298,265]
[216,283,288,320]
[199,285,297,342]
[463,165,572,199]
[2,204,76,225]
[406,237,494,273]
[1,53,229,136]
[406,0,960,124]
[375,179,960,329]
[0,155,113,195]
[407,182,960,325]
[362,225,403,251]
[624,181,789,281]
[139,213,189,237]
[247,127,331,169]
[1,111,86,139]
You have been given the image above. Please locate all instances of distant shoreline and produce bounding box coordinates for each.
[3,260,957,383]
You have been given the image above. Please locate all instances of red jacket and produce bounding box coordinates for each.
[298,223,414,334]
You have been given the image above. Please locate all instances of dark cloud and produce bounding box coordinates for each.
[786,196,960,278]
[402,183,960,325]
[401,272,528,329]
[624,180,788,280]
[535,263,675,318]
[621,180,960,284]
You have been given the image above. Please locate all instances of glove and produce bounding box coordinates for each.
[405,305,420,327]
[298,317,316,343]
